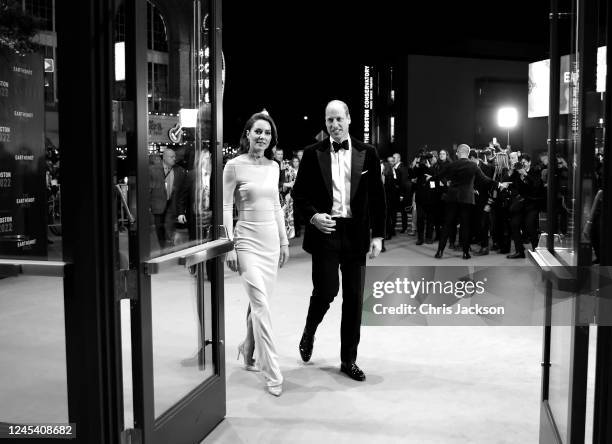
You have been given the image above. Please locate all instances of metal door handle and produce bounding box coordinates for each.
[144,239,233,275]
[0,259,68,277]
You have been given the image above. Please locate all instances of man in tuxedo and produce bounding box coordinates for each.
[392,153,410,233]
[292,100,386,381]
[149,149,188,249]
[435,144,507,259]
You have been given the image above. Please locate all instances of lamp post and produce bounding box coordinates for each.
[497,107,518,149]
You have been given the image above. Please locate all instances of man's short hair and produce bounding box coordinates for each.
[326,100,350,118]
[457,144,471,157]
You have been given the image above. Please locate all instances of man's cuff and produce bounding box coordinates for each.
[310,213,318,224]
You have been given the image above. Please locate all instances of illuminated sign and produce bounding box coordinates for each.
[44,58,54,73]
[363,66,374,143]
[528,46,606,118]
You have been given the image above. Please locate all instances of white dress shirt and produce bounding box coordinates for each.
[330,137,352,218]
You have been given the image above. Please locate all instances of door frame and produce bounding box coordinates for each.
[123,0,227,442]
[536,0,599,442]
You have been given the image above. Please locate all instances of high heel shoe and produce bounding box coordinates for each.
[267,384,282,397]
[237,342,259,372]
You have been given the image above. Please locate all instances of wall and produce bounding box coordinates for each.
[402,55,547,159]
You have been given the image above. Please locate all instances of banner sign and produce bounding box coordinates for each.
[0,48,47,258]
[363,65,374,144]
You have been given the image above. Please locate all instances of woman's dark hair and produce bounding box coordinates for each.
[438,149,451,163]
[238,112,278,159]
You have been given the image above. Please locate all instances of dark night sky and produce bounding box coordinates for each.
[221,0,550,149]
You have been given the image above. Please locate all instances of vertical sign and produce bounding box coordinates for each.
[363,65,374,144]
[0,48,47,258]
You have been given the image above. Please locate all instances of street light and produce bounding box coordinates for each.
[497,107,518,149]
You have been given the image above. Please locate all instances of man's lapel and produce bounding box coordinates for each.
[350,138,365,202]
[316,140,333,198]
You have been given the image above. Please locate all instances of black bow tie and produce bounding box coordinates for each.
[332,140,349,152]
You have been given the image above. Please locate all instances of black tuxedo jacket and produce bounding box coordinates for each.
[437,158,496,205]
[291,137,386,256]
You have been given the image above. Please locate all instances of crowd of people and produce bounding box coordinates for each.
[147,130,574,264]
[380,142,568,259]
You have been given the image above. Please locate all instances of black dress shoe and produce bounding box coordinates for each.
[425,238,434,244]
[340,362,366,381]
[507,252,526,259]
[434,249,443,259]
[299,329,314,362]
[416,239,424,245]
[462,252,471,259]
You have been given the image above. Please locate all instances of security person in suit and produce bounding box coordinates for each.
[149,149,188,250]
[434,144,508,259]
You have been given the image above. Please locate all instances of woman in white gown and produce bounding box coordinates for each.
[223,112,289,396]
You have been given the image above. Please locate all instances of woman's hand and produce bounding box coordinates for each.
[225,249,239,272]
[279,245,290,268]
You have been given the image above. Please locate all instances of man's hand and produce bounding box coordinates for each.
[177,214,187,224]
[279,245,290,268]
[225,249,238,272]
[369,237,383,259]
[311,213,336,234]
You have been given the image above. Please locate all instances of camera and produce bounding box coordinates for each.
[417,151,433,165]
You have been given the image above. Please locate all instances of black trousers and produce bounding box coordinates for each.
[474,205,490,248]
[437,202,472,253]
[396,201,408,231]
[153,212,168,249]
[385,195,400,235]
[510,204,539,253]
[416,202,435,241]
[491,206,511,252]
[304,218,366,364]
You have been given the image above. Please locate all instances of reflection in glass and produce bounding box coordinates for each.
[151,263,214,418]
[0,275,67,423]
[548,323,572,443]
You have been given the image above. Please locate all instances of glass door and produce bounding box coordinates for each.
[114,0,230,442]
[535,0,607,442]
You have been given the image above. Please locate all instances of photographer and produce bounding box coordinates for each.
[469,149,494,255]
[506,154,544,259]
[489,152,512,254]
[412,151,436,245]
